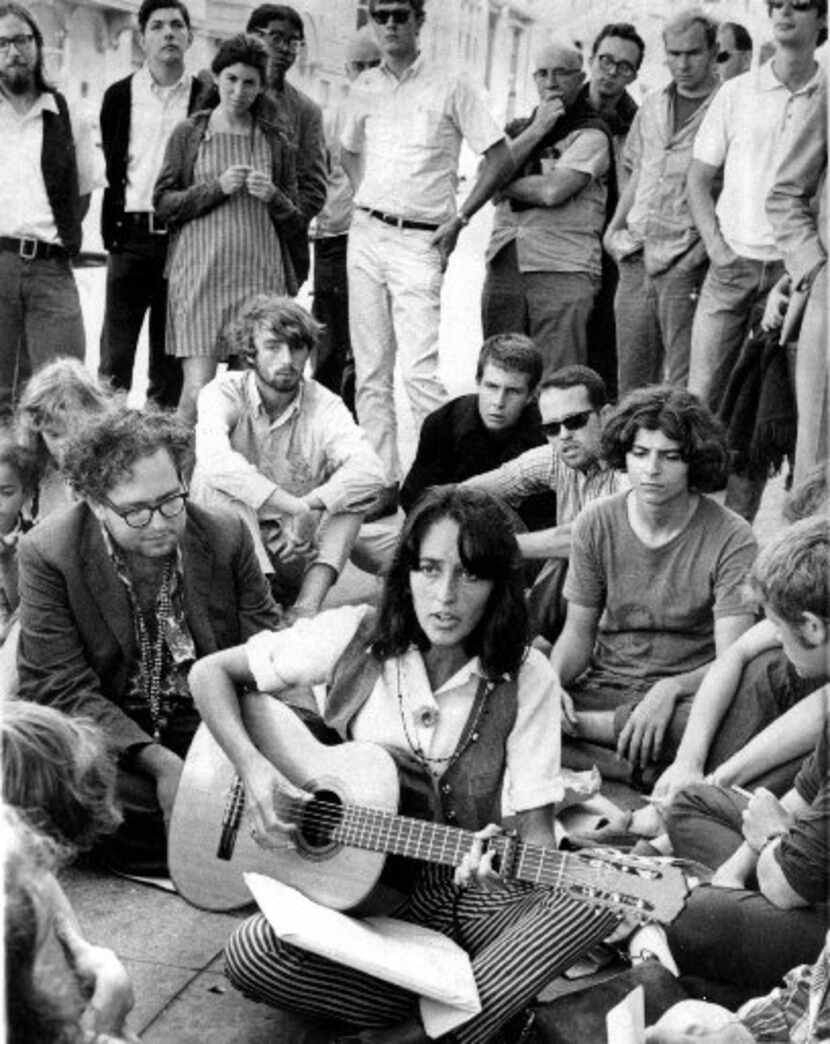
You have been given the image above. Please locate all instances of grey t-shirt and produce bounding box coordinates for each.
[564,492,758,684]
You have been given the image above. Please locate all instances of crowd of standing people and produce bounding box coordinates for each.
[1,0,828,1041]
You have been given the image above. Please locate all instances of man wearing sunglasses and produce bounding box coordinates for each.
[464,365,626,641]
[245,4,327,288]
[16,409,282,876]
[715,22,753,83]
[604,9,719,400]
[340,0,513,520]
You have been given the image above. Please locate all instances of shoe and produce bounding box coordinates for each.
[363,483,400,522]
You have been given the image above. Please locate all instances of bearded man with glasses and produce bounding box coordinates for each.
[0,3,101,417]
[16,409,282,877]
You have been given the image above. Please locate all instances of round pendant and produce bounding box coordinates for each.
[416,705,439,729]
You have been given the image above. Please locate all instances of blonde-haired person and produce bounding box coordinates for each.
[16,358,117,519]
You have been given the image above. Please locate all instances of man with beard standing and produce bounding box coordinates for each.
[0,3,99,416]
[246,3,327,289]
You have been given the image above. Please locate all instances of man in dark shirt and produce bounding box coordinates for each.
[400,333,556,530]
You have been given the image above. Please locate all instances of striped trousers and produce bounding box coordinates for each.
[225,865,618,1043]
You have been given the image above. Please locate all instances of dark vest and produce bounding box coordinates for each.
[42,91,81,256]
[325,612,519,832]
[99,72,212,251]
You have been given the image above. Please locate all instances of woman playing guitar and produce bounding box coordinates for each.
[188,486,621,1044]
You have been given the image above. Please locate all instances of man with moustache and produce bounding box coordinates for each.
[0,3,100,416]
[246,3,326,288]
[605,9,719,398]
[17,409,282,875]
[99,0,212,409]
[482,42,612,377]
[192,295,385,616]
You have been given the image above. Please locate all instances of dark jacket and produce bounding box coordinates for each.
[152,107,302,293]
[17,501,282,756]
[400,394,557,531]
[99,70,214,251]
[41,90,82,256]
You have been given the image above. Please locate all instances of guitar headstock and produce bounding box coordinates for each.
[561,850,689,926]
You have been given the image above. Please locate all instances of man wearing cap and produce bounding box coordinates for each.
[309,31,380,412]
[340,0,514,520]
[481,42,612,378]
[246,3,327,288]
[0,2,100,416]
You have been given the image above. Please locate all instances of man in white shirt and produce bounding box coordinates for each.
[340,0,514,520]
[0,2,99,417]
[99,0,211,409]
[687,0,826,415]
[191,295,386,616]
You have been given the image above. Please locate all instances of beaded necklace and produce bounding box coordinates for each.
[395,660,492,772]
[133,559,174,742]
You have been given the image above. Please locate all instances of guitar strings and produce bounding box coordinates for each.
[269,796,661,916]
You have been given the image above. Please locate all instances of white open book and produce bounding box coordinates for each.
[245,872,481,1038]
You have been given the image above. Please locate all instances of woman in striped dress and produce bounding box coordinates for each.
[189,487,619,1044]
[154,34,300,424]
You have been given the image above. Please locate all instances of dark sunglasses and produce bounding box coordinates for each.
[371,9,412,25]
[541,410,594,438]
[767,0,818,10]
[715,50,733,63]
[352,59,381,72]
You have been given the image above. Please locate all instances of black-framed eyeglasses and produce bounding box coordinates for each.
[0,32,35,52]
[252,28,303,52]
[541,410,594,438]
[595,53,637,80]
[101,488,189,529]
[371,9,413,25]
[767,0,818,11]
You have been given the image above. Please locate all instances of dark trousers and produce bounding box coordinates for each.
[312,234,355,414]
[99,234,182,409]
[665,783,828,1006]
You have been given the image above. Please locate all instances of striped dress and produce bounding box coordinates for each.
[165,129,285,360]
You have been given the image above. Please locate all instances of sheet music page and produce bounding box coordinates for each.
[245,873,481,1036]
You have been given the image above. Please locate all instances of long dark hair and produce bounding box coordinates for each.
[0,4,53,93]
[371,486,528,679]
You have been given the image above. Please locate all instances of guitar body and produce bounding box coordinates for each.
[169,701,430,914]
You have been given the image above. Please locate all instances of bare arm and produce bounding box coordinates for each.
[340,146,363,192]
[709,685,829,788]
[516,523,572,561]
[687,158,736,267]
[501,168,591,208]
[549,602,600,686]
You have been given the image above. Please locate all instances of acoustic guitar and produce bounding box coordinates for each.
[169,697,688,926]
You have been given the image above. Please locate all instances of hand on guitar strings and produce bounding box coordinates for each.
[454,823,508,893]
[244,758,310,850]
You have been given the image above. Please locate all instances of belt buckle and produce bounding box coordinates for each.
[18,237,38,261]
[148,213,166,235]
[394,215,405,230]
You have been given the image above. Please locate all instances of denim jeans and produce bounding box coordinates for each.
[99,234,182,409]
[615,252,707,398]
[0,251,85,416]
[481,241,597,378]
[347,209,447,484]
[688,253,785,412]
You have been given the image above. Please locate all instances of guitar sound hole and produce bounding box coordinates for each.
[299,790,343,852]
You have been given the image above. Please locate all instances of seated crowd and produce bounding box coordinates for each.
[2,0,828,1039]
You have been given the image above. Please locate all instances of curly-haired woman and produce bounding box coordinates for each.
[549,384,759,783]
